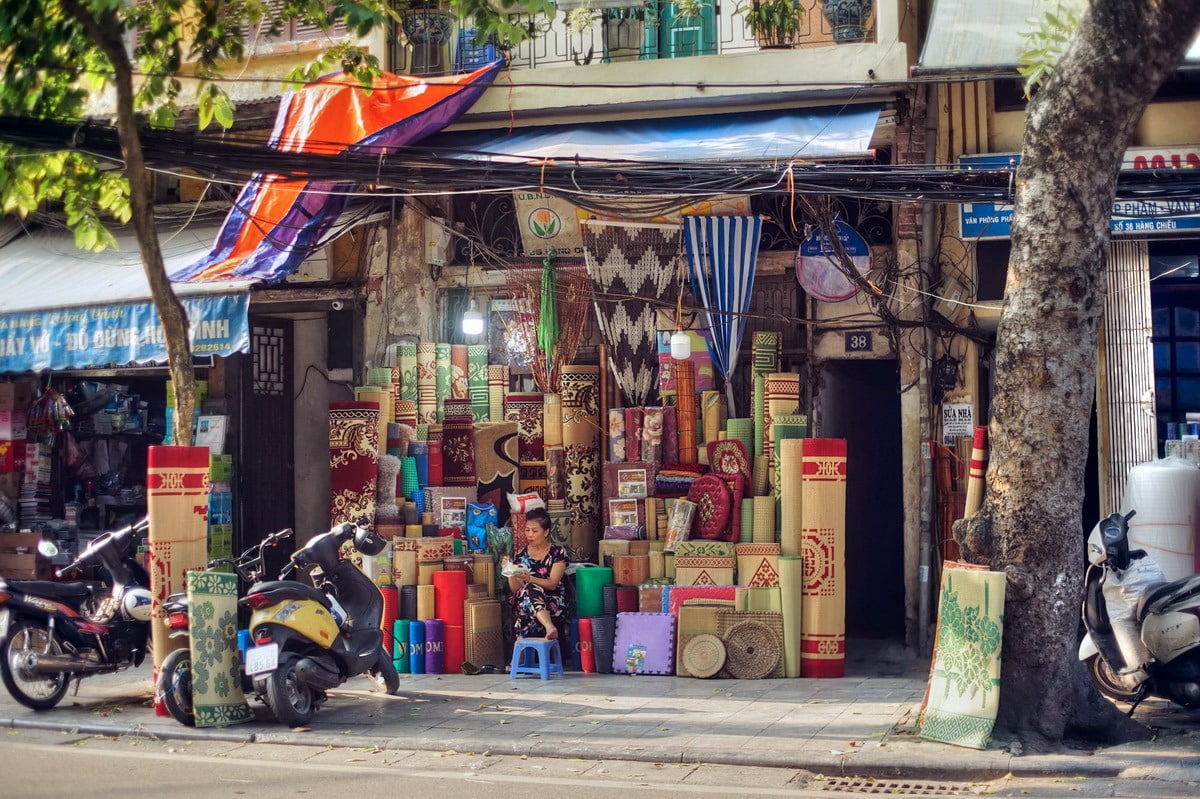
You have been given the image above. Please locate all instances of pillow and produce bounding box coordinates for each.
[686,474,733,541]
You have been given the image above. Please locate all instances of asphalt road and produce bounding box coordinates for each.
[2,727,1197,799]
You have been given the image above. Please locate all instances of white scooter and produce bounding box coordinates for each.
[1079,509,1200,713]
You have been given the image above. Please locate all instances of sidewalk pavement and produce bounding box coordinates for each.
[2,640,1198,782]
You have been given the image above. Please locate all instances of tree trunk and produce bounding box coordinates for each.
[955,0,1200,749]
[62,1,196,446]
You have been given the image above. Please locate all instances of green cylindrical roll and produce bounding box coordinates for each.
[779,554,804,678]
[400,456,419,501]
[740,498,755,543]
[393,618,411,674]
[727,417,755,461]
[574,566,614,619]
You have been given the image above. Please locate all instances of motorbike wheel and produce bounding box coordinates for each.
[157,648,195,727]
[1085,654,1142,703]
[265,655,316,727]
[0,621,71,710]
[366,650,400,695]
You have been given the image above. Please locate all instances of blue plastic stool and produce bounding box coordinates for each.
[509,637,565,680]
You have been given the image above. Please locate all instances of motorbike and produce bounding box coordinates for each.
[0,518,152,710]
[240,522,400,726]
[156,527,294,726]
[1079,508,1200,713]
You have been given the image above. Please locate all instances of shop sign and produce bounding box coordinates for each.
[795,220,872,302]
[960,148,1200,239]
[512,192,752,258]
[0,293,251,373]
[942,402,973,446]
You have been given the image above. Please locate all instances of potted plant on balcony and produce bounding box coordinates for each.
[736,0,802,49]
[400,1,456,46]
[820,0,874,43]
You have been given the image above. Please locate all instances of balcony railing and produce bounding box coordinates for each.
[387,1,875,76]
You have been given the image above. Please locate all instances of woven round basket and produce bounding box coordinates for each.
[681,634,726,679]
[722,621,781,680]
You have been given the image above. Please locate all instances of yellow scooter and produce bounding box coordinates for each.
[240,523,399,726]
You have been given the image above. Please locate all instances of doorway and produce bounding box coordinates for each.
[818,359,905,639]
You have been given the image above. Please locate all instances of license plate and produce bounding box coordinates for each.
[244,643,278,675]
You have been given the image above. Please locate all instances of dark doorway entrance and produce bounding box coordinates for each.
[236,318,295,578]
[819,359,905,639]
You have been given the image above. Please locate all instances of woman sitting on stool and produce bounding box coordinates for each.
[504,508,567,640]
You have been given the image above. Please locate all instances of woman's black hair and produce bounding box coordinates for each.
[525,507,552,530]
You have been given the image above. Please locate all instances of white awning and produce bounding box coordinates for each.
[0,222,255,372]
[915,0,1200,77]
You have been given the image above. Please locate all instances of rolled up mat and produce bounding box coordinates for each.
[401,456,419,501]
[778,554,804,678]
[444,624,465,674]
[740,498,755,544]
[409,620,426,674]
[393,619,411,673]
[487,364,508,425]
[417,584,435,620]
[602,583,618,617]
[664,498,696,552]
[753,495,776,545]
[579,618,596,673]
[405,523,423,540]
[567,619,582,670]
[380,586,399,658]
[608,408,626,461]
[642,406,663,467]
[702,390,724,447]
[574,566,614,618]
[417,342,437,424]
[779,438,804,556]
[356,385,392,456]
[433,568,467,626]
[964,426,988,518]
[435,343,452,421]
[545,445,566,502]
[662,405,679,465]
[648,549,665,579]
[590,615,616,675]
[763,373,800,477]
[615,586,639,614]
[401,584,418,621]
[612,554,649,587]
[426,440,443,487]
[726,417,755,462]
[396,398,418,429]
[424,618,446,674]
[800,438,847,678]
[399,342,418,403]
[186,569,253,726]
[543,392,564,449]
[753,373,766,458]
[410,443,429,489]
[403,502,419,525]
[468,344,489,422]
[675,360,698,464]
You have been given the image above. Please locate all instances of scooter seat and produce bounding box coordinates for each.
[6,580,94,601]
[1138,574,1200,620]
[244,580,332,609]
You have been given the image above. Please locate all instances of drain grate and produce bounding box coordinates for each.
[814,777,976,795]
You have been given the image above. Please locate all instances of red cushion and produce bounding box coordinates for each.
[687,474,732,541]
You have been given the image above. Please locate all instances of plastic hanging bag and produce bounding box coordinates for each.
[466,502,497,553]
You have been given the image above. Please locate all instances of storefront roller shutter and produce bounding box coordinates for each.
[1096,240,1155,515]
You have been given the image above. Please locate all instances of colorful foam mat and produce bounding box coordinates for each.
[611,612,676,675]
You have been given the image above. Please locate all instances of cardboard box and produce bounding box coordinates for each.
[0,532,46,579]
[0,382,34,412]
[0,410,27,440]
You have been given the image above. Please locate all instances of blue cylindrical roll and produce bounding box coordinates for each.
[393,619,411,674]
[410,442,429,489]
[400,584,419,623]
[413,490,426,515]
[424,618,445,675]
[568,619,583,671]
[408,620,426,675]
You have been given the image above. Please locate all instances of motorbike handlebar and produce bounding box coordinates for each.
[54,516,149,578]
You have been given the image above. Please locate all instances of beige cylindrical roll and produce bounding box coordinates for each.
[544,393,564,449]
[702,390,724,446]
[419,562,443,585]
[405,524,423,539]
[752,495,776,545]
[964,427,988,518]
[753,454,770,496]
[417,584,436,620]
[779,438,804,556]
[648,549,665,579]
[644,498,658,540]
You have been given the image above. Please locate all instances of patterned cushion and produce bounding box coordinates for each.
[687,474,732,541]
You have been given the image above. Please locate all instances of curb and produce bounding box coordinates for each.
[1,713,1134,780]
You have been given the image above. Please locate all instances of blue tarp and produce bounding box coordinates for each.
[438,104,882,163]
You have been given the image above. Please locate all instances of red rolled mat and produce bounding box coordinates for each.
[380,586,399,657]
[615,586,639,614]
[579,618,596,674]
[433,568,467,626]
[444,623,465,674]
[427,440,444,487]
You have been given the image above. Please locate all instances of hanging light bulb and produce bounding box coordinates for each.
[462,298,485,336]
[670,329,691,360]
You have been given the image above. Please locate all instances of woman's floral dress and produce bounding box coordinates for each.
[511,543,568,638]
